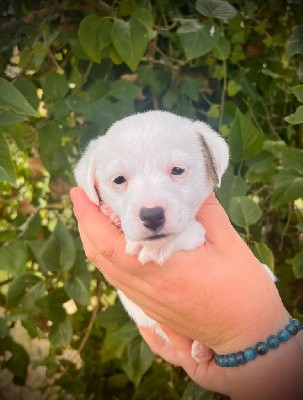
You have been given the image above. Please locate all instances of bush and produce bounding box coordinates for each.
[0,0,302,399]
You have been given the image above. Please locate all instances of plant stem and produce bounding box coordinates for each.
[219,59,227,130]
[78,280,102,354]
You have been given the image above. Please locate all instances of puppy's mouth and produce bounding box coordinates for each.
[144,234,169,241]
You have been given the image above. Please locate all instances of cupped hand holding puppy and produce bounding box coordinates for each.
[71,187,303,399]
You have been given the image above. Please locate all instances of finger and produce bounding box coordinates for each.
[71,187,140,269]
[161,326,228,394]
[139,327,181,365]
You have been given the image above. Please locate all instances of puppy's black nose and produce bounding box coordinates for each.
[139,206,165,231]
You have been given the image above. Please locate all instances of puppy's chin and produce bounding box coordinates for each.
[143,234,170,241]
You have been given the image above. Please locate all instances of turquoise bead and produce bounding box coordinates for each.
[228,353,238,367]
[278,329,290,342]
[222,356,230,367]
[235,351,247,365]
[214,318,302,368]
[290,318,302,331]
[244,347,257,361]
[267,335,280,349]
[255,342,268,355]
[286,322,298,336]
[215,355,222,366]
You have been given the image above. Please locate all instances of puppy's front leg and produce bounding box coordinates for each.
[174,220,206,251]
[126,239,142,256]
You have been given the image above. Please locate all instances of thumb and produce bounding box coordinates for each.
[196,193,239,247]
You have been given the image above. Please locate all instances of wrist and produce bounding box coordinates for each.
[211,258,290,354]
[225,330,303,400]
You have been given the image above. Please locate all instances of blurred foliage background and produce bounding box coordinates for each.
[0,0,302,399]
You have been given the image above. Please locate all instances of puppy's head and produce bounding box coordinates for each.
[75,111,229,242]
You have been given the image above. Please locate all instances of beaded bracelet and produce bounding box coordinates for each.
[215,318,302,368]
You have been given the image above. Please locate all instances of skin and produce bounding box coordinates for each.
[70,187,303,399]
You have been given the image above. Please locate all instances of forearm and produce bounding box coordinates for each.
[226,330,303,400]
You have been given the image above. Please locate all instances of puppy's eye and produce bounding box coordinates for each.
[171,167,185,176]
[113,176,126,185]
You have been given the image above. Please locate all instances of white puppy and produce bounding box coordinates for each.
[75,110,229,362]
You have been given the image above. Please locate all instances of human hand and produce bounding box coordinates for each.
[70,187,288,351]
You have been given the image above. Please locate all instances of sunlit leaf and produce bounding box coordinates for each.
[196,0,238,20]
[228,109,263,162]
[252,242,275,271]
[228,196,262,228]
[0,129,17,186]
[0,241,28,276]
[177,20,219,59]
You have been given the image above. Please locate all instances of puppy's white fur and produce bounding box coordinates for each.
[76,111,249,361]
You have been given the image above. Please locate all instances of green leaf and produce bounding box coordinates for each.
[272,170,303,208]
[36,288,68,323]
[14,77,39,110]
[285,25,303,58]
[0,319,10,338]
[292,252,303,279]
[90,98,120,129]
[2,338,30,385]
[227,80,242,96]
[291,85,303,102]
[64,248,91,305]
[101,330,128,362]
[64,271,90,306]
[263,139,287,158]
[112,321,140,343]
[182,381,215,400]
[177,20,220,60]
[112,11,153,71]
[98,300,130,330]
[180,77,203,102]
[245,151,276,183]
[137,65,170,97]
[285,105,303,125]
[38,122,70,175]
[196,0,238,20]
[65,95,92,119]
[41,221,76,272]
[120,336,154,386]
[0,129,17,186]
[228,196,262,228]
[7,272,42,308]
[42,72,69,101]
[212,36,231,60]
[252,242,275,271]
[78,16,112,63]
[228,109,264,162]
[109,80,140,101]
[162,90,179,109]
[0,241,28,276]
[100,321,138,362]
[281,148,303,173]
[216,168,249,211]
[49,319,73,348]
[0,77,38,118]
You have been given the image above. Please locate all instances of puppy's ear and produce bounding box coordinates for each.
[74,138,102,205]
[194,121,229,188]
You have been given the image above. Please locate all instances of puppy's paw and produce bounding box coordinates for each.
[137,244,175,265]
[137,247,155,264]
[126,240,142,256]
[176,220,206,251]
[191,340,215,363]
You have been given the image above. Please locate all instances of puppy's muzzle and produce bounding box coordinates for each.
[139,206,165,232]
